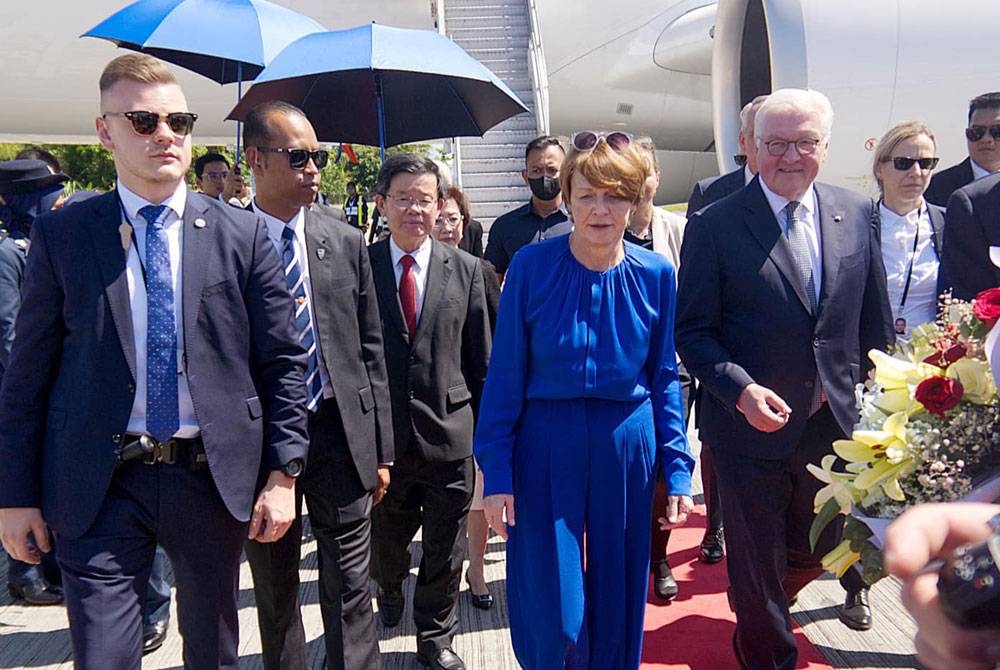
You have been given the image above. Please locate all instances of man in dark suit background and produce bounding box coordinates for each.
[937,172,1000,300]
[676,88,893,670]
[686,95,768,216]
[242,100,393,670]
[0,54,309,669]
[369,154,491,670]
[925,91,1000,206]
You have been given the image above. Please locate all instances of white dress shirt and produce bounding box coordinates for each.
[389,235,433,323]
[759,179,823,303]
[120,181,199,438]
[971,159,999,181]
[879,202,939,336]
[253,201,334,400]
[743,165,755,186]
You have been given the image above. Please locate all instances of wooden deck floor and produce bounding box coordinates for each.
[0,528,922,670]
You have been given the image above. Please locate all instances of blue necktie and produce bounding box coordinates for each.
[140,204,179,442]
[281,226,323,411]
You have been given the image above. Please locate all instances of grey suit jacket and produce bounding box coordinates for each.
[676,177,893,460]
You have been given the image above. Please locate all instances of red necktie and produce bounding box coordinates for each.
[399,254,417,338]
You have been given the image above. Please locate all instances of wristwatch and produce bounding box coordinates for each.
[280,458,304,478]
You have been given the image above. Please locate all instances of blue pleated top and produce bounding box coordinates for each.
[474,234,694,497]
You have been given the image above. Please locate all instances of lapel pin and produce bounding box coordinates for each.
[833,215,843,223]
[194,218,207,229]
[317,248,326,260]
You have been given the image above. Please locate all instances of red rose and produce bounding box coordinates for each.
[922,341,967,370]
[972,288,1000,328]
[914,376,964,417]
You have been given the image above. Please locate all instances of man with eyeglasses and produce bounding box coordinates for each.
[483,135,571,283]
[241,100,393,670]
[676,88,893,670]
[368,154,491,670]
[925,92,1000,207]
[193,151,246,206]
[0,53,310,669]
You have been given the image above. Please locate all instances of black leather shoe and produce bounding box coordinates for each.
[142,618,169,655]
[376,586,404,627]
[651,559,679,601]
[465,573,494,610]
[699,526,725,564]
[8,578,63,606]
[417,647,466,670]
[838,586,872,631]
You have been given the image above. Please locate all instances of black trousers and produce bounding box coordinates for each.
[245,398,380,670]
[371,450,473,655]
[713,405,846,670]
[56,460,245,670]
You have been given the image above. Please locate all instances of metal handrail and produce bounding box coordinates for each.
[525,0,550,135]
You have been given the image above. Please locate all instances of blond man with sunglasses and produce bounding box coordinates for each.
[0,53,310,669]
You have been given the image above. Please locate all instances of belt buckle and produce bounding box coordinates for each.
[138,436,177,465]
[159,439,177,465]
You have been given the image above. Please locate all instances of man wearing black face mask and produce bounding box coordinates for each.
[484,135,571,283]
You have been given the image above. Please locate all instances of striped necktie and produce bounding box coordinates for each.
[139,204,179,442]
[281,226,323,411]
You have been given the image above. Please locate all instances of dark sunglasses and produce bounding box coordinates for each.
[257,147,329,169]
[885,156,940,171]
[571,131,632,153]
[965,124,1000,142]
[103,111,197,136]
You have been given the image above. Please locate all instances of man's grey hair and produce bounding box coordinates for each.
[754,88,834,141]
[740,95,769,135]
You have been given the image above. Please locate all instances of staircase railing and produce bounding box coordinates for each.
[526,0,550,136]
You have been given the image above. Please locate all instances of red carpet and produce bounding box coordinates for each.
[640,507,832,669]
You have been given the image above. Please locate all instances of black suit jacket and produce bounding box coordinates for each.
[368,238,491,462]
[303,207,394,487]
[458,218,484,258]
[925,157,974,207]
[938,172,1000,300]
[686,168,746,216]
[0,190,309,538]
[676,178,893,460]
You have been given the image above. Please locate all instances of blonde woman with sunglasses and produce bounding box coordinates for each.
[474,131,694,669]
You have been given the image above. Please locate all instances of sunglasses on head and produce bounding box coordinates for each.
[103,111,198,136]
[571,131,633,153]
[965,124,1000,142]
[884,156,940,171]
[256,147,329,169]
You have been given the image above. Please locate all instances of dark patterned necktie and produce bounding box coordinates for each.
[281,226,323,411]
[140,204,179,442]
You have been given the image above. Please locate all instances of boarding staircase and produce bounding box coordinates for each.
[440,0,548,233]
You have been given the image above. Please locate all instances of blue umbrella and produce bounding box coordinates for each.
[227,23,530,160]
[83,0,325,159]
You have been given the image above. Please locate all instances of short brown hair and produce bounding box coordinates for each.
[559,138,648,205]
[99,54,177,94]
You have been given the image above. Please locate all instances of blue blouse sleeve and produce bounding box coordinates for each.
[647,262,695,495]
[473,254,529,496]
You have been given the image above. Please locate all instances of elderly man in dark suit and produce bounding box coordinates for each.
[0,54,309,670]
[676,88,893,670]
[925,91,1000,206]
[687,95,768,216]
[369,154,491,670]
[241,100,394,670]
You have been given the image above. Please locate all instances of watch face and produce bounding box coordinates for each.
[284,459,303,477]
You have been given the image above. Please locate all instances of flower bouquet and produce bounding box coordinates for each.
[808,289,1000,585]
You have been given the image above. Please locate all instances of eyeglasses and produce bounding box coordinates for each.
[387,195,438,211]
[256,147,329,169]
[761,138,823,157]
[884,156,940,171]
[434,214,462,229]
[102,111,198,136]
[203,170,229,180]
[965,124,1000,142]
[571,131,633,153]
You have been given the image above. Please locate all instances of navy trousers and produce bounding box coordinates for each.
[507,398,656,670]
[55,460,246,670]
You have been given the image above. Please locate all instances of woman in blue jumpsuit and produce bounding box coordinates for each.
[475,133,695,669]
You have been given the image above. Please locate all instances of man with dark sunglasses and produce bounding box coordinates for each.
[242,99,393,670]
[0,53,310,669]
[925,91,1000,206]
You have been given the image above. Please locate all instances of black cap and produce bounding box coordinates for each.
[0,159,69,195]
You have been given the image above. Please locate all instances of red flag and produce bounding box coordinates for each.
[341,143,358,164]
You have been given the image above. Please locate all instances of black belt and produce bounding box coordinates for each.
[117,434,208,470]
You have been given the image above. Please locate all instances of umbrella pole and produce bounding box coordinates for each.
[376,73,386,162]
[235,62,243,165]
